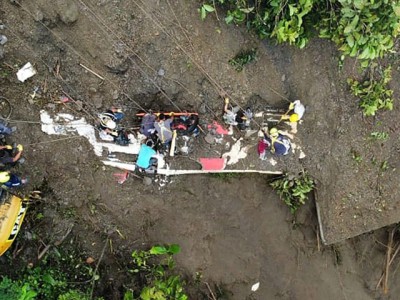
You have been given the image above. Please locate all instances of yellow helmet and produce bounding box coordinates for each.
[289,113,299,122]
[269,128,279,138]
[0,171,10,183]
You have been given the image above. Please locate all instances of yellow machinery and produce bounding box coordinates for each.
[0,191,28,256]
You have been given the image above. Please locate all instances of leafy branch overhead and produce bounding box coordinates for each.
[201,0,400,62]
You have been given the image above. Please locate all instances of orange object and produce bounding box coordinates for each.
[136,112,198,117]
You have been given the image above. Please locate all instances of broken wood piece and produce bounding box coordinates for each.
[79,63,105,80]
[205,282,217,300]
[170,130,177,157]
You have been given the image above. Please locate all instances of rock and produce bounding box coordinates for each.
[47,103,56,110]
[57,1,79,25]
[25,231,33,240]
[0,35,7,45]
[199,102,207,114]
[281,74,286,82]
[89,87,97,94]
[158,68,165,76]
[33,10,44,22]
[92,95,103,108]
[143,177,152,186]
[112,90,119,100]
[75,100,83,111]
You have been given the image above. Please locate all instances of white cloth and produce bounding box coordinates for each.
[293,100,305,119]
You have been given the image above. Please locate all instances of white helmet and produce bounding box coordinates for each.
[99,114,117,130]
[105,119,117,130]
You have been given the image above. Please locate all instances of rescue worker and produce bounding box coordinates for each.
[281,100,305,123]
[139,112,156,137]
[136,141,157,169]
[0,171,26,189]
[0,143,24,168]
[98,107,130,145]
[154,113,174,149]
[223,98,252,130]
[98,106,124,135]
[263,127,291,156]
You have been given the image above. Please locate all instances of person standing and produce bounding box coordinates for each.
[154,113,174,148]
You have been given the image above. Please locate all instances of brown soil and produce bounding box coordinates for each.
[1,0,400,299]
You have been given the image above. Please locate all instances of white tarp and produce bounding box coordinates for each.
[40,110,141,156]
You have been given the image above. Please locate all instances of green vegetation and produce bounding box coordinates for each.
[0,261,95,300]
[229,48,257,71]
[126,244,188,300]
[370,131,389,141]
[199,3,215,20]
[270,172,315,214]
[200,0,400,62]
[0,243,187,300]
[348,66,393,116]
[351,149,363,164]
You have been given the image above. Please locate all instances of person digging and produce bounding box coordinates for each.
[0,143,25,168]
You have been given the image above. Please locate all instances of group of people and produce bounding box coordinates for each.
[222,97,305,158]
[0,122,26,189]
[97,108,200,172]
[97,97,305,172]
[137,112,199,171]
[259,100,305,157]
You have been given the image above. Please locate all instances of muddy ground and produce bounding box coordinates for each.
[1,0,400,299]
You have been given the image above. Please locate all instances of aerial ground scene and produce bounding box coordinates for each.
[1,0,400,299]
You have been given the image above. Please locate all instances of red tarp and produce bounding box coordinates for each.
[199,158,226,170]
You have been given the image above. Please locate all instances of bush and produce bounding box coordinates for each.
[129,244,188,300]
[270,172,315,214]
[348,65,393,116]
[202,0,400,62]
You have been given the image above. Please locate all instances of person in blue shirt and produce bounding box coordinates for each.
[136,141,157,170]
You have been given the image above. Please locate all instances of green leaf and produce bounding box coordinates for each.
[225,14,234,24]
[203,4,215,12]
[150,246,168,255]
[346,35,354,47]
[200,7,206,20]
[240,7,254,14]
[289,4,297,17]
[168,244,181,254]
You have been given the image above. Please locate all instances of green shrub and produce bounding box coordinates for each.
[270,172,315,214]
[229,48,257,71]
[319,0,400,67]
[348,66,393,116]
[201,0,400,62]
[130,244,188,300]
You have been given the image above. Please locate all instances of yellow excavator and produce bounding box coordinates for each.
[0,190,40,256]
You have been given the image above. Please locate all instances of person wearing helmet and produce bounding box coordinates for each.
[98,106,125,141]
[223,98,253,130]
[263,127,291,156]
[0,143,25,168]
[282,100,305,122]
[0,171,26,189]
